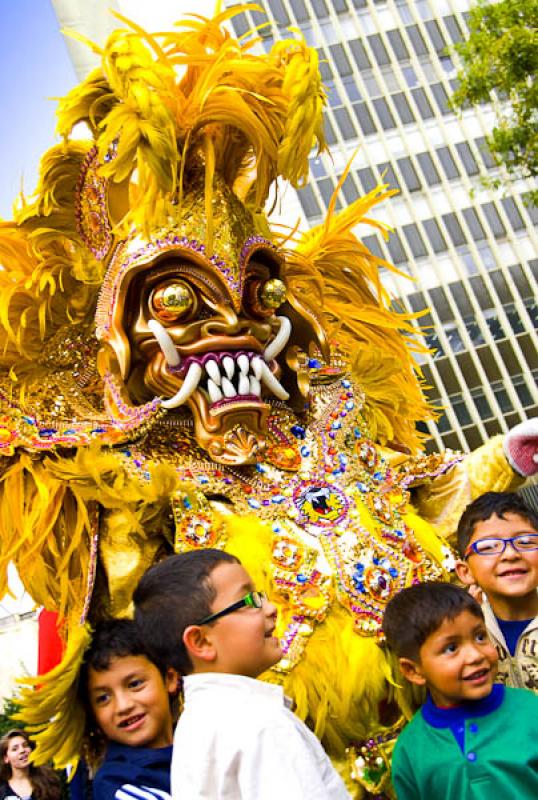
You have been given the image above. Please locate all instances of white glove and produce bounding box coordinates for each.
[504,418,538,477]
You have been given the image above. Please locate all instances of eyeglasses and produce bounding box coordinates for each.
[195,591,267,626]
[464,533,538,559]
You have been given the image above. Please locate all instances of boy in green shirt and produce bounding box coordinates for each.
[384,582,538,799]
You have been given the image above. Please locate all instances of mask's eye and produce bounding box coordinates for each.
[151,281,196,321]
[260,278,287,310]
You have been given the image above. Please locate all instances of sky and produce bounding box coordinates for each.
[0,0,218,614]
[0,0,77,218]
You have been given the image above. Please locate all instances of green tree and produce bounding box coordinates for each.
[0,696,21,737]
[451,0,538,203]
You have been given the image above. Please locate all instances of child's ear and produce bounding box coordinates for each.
[399,657,426,687]
[182,625,217,664]
[455,558,475,587]
[165,667,181,695]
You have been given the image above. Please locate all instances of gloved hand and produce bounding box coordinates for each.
[504,418,538,477]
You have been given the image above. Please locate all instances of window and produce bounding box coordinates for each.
[523,196,538,225]
[462,207,486,241]
[310,157,327,178]
[387,29,410,60]
[363,234,385,260]
[318,178,336,208]
[357,167,377,193]
[482,202,507,239]
[406,25,428,56]
[472,390,493,420]
[412,87,434,119]
[431,83,450,114]
[342,76,362,102]
[316,48,333,81]
[329,43,353,76]
[326,81,343,108]
[453,399,472,426]
[341,174,359,204]
[387,231,408,264]
[364,72,382,98]
[402,66,418,88]
[298,185,322,218]
[392,92,415,124]
[324,115,338,146]
[311,0,329,17]
[267,0,290,24]
[230,12,250,37]
[349,39,372,70]
[417,152,441,185]
[423,218,448,252]
[456,142,479,176]
[425,19,446,52]
[333,0,349,11]
[333,107,358,140]
[372,97,396,129]
[403,223,427,257]
[397,157,422,191]
[475,137,496,169]
[290,0,309,23]
[501,198,525,232]
[368,34,391,66]
[377,162,399,190]
[353,102,377,136]
[442,213,467,247]
[436,146,460,179]
[443,15,464,44]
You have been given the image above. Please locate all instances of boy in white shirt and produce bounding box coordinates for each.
[133,549,350,800]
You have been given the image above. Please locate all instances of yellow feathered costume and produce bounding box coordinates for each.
[0,8,522,796]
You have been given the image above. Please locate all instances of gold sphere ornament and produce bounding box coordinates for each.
[260,278,287,309]
[152,281,195,320]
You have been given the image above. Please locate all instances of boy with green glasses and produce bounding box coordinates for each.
[133,549,350,799]
[455,491,538,692]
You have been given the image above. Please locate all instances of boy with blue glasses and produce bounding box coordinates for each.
[133,549,350,799]
[455,491,538,692]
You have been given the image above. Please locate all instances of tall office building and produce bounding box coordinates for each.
[226,0,538,455]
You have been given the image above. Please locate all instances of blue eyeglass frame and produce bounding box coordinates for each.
[195,590,267,625]
[464,533,538,559]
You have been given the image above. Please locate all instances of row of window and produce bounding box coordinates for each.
[255,1,463,56]
[380,197,529,266]
[433,374,536,434]
[301,137,498,221]
[425,299,538,359]
[408,262,538,323]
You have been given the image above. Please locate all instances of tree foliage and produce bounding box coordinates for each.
[451,0,538,203]
[0,696,21,737]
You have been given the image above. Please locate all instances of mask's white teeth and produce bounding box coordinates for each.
[249,376,261,396]
[238,374,250,395]
[237,354,249,375]
[207,378,223,404]
[161,362,202,409]
[260,361,289,400]
[263,316,292,362]
[221,376,236,398]
[251,356,263,380]
[147,319,181,367]
[206,359,221,385]
[223,356,235,380]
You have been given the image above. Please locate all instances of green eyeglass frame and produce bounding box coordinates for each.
[195,590,267,626]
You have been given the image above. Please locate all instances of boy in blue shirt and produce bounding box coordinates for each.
[383,582,538,799]
[455,491,538,691]
[79,619,178,800]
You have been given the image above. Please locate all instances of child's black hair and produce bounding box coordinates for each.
[81,617,159,677]
[133,549,239,676]
[383,582,483,660]
[456,491,538,557]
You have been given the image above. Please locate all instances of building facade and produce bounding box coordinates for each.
[226,0,538,455]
